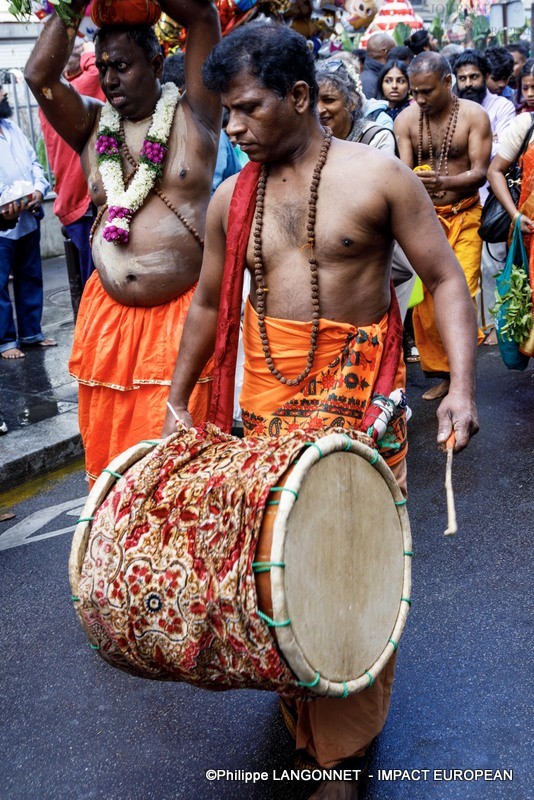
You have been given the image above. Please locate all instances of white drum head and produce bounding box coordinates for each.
[269,433,411,696]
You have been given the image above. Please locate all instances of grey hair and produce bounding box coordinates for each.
[315,61,363,109]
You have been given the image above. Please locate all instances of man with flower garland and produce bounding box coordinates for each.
[25,0,221,484]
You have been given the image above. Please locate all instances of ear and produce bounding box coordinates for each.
[444,73,452,90]
[152,52,164,79]
[290,80,311,114]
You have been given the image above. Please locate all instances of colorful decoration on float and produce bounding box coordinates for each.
[155,13,182,53]
[155,0,260,53]
[361,0,423,45]
[344,0,377,31]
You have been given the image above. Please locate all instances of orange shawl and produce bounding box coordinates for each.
[240,301,407,466]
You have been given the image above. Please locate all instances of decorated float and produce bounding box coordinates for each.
[4,0,528,55]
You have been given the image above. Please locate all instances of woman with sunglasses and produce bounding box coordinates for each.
[377,59,412,121]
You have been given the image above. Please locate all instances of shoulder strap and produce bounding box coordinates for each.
[517,112,534,160]
[359,125,387,146]
[358,125,399,158]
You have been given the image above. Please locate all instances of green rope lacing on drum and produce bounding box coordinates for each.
[404,551,413,557]
[388,638,398,651]
[269,486,299,499]
[365,671,374,687]
[71,596,80,602]
[342,682,349,698]
[298,671,320,688]
[304,442,323,458]
[266,500,280,506]
[395,498,407,506]
[401,597,412,606]
[77,516,94,523]
[90,644,99,650]
[252,561,286,573]
[102,468,122,480]
[370,451,379,465]
[343,435,352,451]
[139,440,160,446]
[257,610,291,628]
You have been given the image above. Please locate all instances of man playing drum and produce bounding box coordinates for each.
[162,23,479,800]
[25,0,221,484]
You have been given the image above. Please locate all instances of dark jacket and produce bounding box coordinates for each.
[360,57,385,100]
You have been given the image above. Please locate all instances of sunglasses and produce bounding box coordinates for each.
[316,60,346,73]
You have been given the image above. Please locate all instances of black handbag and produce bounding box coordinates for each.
[479,113,534,243]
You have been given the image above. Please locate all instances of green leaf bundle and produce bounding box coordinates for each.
[492,263,533,344]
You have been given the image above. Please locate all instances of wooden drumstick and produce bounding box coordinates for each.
[444,431,457,536]
[166,401,182,424]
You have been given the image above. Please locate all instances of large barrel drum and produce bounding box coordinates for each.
[69,424,411,697]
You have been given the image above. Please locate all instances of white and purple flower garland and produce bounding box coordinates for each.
[95,82,179,244]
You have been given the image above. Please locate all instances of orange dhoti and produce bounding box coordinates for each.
[240,299,407,766]
[413,195,484,377]
[69,272,212,483]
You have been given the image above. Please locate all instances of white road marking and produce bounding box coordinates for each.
[0,497,86,551]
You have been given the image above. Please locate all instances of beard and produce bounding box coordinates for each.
[0,97,13,119]
[457,85,486,104]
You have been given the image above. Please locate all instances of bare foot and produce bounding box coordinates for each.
[35,338,58,348]
[1,347,25,360]
[309,779,359,799]
[422,379,450,401]
[483,328,498,346]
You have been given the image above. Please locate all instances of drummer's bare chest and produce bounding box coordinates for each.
[246,179,380,265]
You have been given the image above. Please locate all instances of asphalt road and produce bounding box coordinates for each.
[0,348,532,800]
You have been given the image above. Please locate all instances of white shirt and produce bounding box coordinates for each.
[481,89,516,159]
[497,111,534,163]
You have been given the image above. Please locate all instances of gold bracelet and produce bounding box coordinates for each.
[511,210,522,227]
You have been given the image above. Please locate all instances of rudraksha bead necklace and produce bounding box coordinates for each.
[253,128,333,387]
[417,95,459,199]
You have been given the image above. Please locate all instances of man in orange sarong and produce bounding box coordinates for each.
[25,0,221,484]
[395,51,492,401]
[163,26,479,799]
[410,196,486,383]
[69,280,213,482]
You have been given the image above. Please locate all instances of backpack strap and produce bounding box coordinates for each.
[357,125,399,158]
[358,125,387,146]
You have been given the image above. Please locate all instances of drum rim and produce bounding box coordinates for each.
[269,432,412,698]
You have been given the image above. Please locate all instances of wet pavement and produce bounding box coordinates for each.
[0,256,77,433]
[0,256,83,490]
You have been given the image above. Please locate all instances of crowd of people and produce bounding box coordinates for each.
[1,2,531,796]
